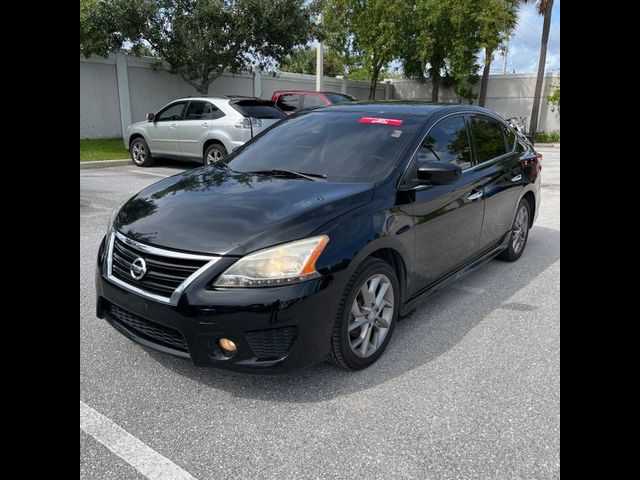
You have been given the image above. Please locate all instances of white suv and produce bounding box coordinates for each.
[124,96,286,167]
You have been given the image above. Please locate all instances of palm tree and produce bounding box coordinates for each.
[528,0,555,135]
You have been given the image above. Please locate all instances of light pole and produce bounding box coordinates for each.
[316,13,323,91]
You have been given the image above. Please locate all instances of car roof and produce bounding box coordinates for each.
[321,100,498,117]
[272,90,348,96]
[173,95,260,102]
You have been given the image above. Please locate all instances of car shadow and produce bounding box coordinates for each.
[146,225,559,403]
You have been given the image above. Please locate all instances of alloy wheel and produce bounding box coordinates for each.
[348,273,394,358]
[512,204,529,254]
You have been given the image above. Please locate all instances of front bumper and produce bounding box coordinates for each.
[95,239,344,373]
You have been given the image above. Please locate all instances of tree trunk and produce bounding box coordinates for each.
[430,58,442,102]
[369,64,381,100]
[529,0,554,135]
[478,48,492,107]
[431,73,440,102]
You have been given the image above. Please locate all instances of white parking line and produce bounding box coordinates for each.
[80,401,197,480]
[126,169,175,178]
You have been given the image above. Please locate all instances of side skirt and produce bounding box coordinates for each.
[400,233,511,317]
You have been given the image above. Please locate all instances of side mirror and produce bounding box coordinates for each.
[146,112,155,122]
[416,160,461,186]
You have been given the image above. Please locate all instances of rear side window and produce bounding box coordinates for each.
[303,94,326,108]
[419,115,472,169]
[470,116,509,163]
[324,93,355,104]
[276,94,301,112]
[230,100,287,119]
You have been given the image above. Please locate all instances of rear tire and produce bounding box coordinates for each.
[330,257,399,370]
[204,143,228,165]
[130,137,154,167]
[497,197,531,262]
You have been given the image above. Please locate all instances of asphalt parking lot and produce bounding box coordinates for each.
[80,147,560,480]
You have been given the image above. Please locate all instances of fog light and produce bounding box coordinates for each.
[219,338,237,353]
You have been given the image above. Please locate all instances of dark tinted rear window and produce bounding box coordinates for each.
[228,111,421,182]
[470,116,509,163]
[325,93,355,104]
[230,100,287,119]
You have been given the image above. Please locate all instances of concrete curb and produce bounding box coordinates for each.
[80,159,132,169]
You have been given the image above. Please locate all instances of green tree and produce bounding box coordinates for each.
[80,0,315,94]
[278,46,346,77]
[527,0,554,134]
[477,0,519,107]
[402,0,483,103]
[322,0,412,99]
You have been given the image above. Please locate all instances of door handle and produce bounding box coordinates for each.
[510,174,523,182]
[467,190,483,201]
[201,122,209,128]
[170,123,177,128]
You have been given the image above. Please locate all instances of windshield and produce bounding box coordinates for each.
[228,111,422,182]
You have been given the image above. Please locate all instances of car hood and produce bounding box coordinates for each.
[114,167,374,255]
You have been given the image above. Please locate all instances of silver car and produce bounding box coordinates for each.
[124,96,286,167]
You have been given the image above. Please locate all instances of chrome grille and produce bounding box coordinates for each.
[106,232,218,304]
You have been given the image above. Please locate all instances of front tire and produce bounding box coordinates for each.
[330,257,400,370]
[204,143,228,165]
[130,137,154,167]
[497,197,531,262]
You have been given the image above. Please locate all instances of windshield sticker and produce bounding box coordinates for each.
[359,117,404,126]
[390,129,402,138]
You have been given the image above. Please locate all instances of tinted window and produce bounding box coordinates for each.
[325,93,355,104]
[507,128,517,151]
[471,116,509,163]
[203,103,225,120]
[228,111,421,183]
[276,94,301,112]
[303,94,326,108]
[419,115,471,169]
[230,100,287,119]
[185,101,208,120]
[156,102,186,122]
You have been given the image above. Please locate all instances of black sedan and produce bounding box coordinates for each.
[95,101,541,373]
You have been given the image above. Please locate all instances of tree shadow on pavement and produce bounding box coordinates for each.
[147,226,559,403]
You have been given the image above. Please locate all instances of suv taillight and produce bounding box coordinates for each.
[235,117,262,129]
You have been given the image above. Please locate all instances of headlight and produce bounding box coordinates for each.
[213,235,329,287]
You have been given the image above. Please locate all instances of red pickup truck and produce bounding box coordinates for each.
[271,90,356,114]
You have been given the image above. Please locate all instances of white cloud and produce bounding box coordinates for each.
[489,1,560,74]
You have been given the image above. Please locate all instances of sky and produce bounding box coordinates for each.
[487,0,560,74]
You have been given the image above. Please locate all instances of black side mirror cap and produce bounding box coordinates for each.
[416,160,461,186]
[146,112,155,122]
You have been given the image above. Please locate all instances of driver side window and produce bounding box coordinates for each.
[418,115,472,169]
[156,102,186,122]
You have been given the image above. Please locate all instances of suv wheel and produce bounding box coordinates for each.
[130,137,154,167]
[330,257,399,370]
[204,144,228,165]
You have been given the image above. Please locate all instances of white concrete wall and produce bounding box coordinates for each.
[80,57,121,138]
[80,53,558,137]
[390,73,560,132]
[80,53,386,138]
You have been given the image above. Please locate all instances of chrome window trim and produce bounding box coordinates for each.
[105,231,221,306]
[398,110,518,190]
